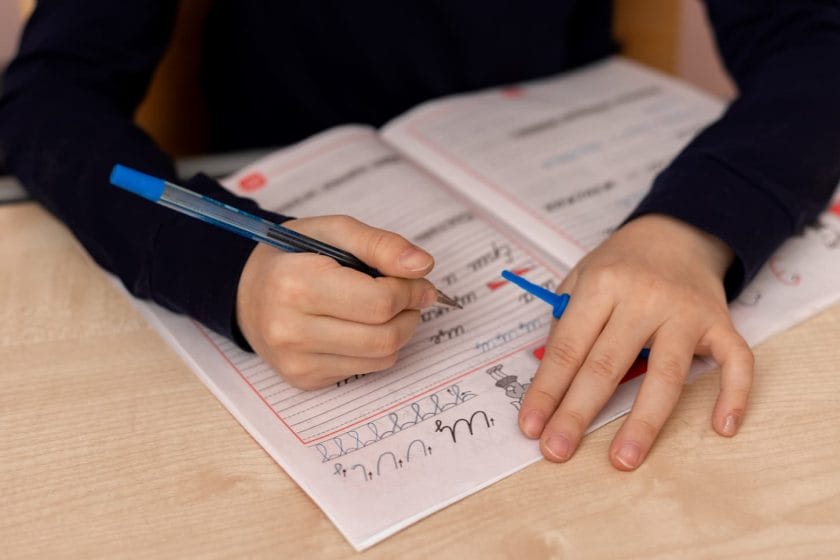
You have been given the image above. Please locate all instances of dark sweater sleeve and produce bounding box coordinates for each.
[0,1,290,346]
[627,1,840,297]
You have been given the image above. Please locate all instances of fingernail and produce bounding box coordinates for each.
[722,413,740,436]
[521,411,545,438]
[399,247,432,272]
[615,442,642,470]
[544,434,571,461]
[422,290,438,308]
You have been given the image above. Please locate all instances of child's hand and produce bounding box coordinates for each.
[236,215,437,390]
[518,214,754,470]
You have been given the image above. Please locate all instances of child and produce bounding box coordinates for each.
[1,1,838,471]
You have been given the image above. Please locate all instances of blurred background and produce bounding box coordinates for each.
[0,0,736,200]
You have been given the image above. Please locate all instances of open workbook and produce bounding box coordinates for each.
[124,58,840,550]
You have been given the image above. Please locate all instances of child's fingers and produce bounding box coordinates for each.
[517,286,613,439]
[538,306,657,462]
[272,259,436,323]
[608,322,697,470]
[703,323,754,436]
[275,310,421,358]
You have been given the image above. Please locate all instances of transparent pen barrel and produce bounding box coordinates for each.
[159,182,282,244]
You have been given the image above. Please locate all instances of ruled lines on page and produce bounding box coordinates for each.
[116,61,840,550]
[383,57,724,266]
[216,127,562,444]
[119,126,592,550]
[212,129,557,444]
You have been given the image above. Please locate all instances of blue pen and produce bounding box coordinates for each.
[109,164,462,308]
[500,269,650,359]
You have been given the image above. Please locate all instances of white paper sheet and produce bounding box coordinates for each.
[383,58,724,267]
[384,57,840,352]
[120,59,840,550]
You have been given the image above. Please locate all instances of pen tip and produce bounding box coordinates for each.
[436,289,463,309]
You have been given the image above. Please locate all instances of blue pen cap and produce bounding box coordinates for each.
[110,164,166,202]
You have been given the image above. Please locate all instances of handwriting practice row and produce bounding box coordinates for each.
[217,129,561,443]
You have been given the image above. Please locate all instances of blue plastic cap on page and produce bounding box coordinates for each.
[551,292,570,319]
[110,164,166,202]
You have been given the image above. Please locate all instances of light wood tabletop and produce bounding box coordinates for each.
[2,201,839,559]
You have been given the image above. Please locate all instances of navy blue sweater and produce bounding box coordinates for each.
[1,1,838,345]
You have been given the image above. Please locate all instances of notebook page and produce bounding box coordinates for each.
[123,126,671,550]
[383,56,724,266]
[383,55,840,356]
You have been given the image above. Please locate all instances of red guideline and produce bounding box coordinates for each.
[486,267,533,291]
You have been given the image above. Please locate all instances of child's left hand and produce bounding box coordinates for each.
[517,214,754,470]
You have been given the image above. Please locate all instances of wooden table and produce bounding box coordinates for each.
[2,202,839,559]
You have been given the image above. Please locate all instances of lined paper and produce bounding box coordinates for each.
[119,58,840,550]
[128,127,623,550]
[383,57,840,352]
[219,127,564,446]
[384,58,724,266]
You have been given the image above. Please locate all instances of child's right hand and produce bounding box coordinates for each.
[236,215,438,390]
